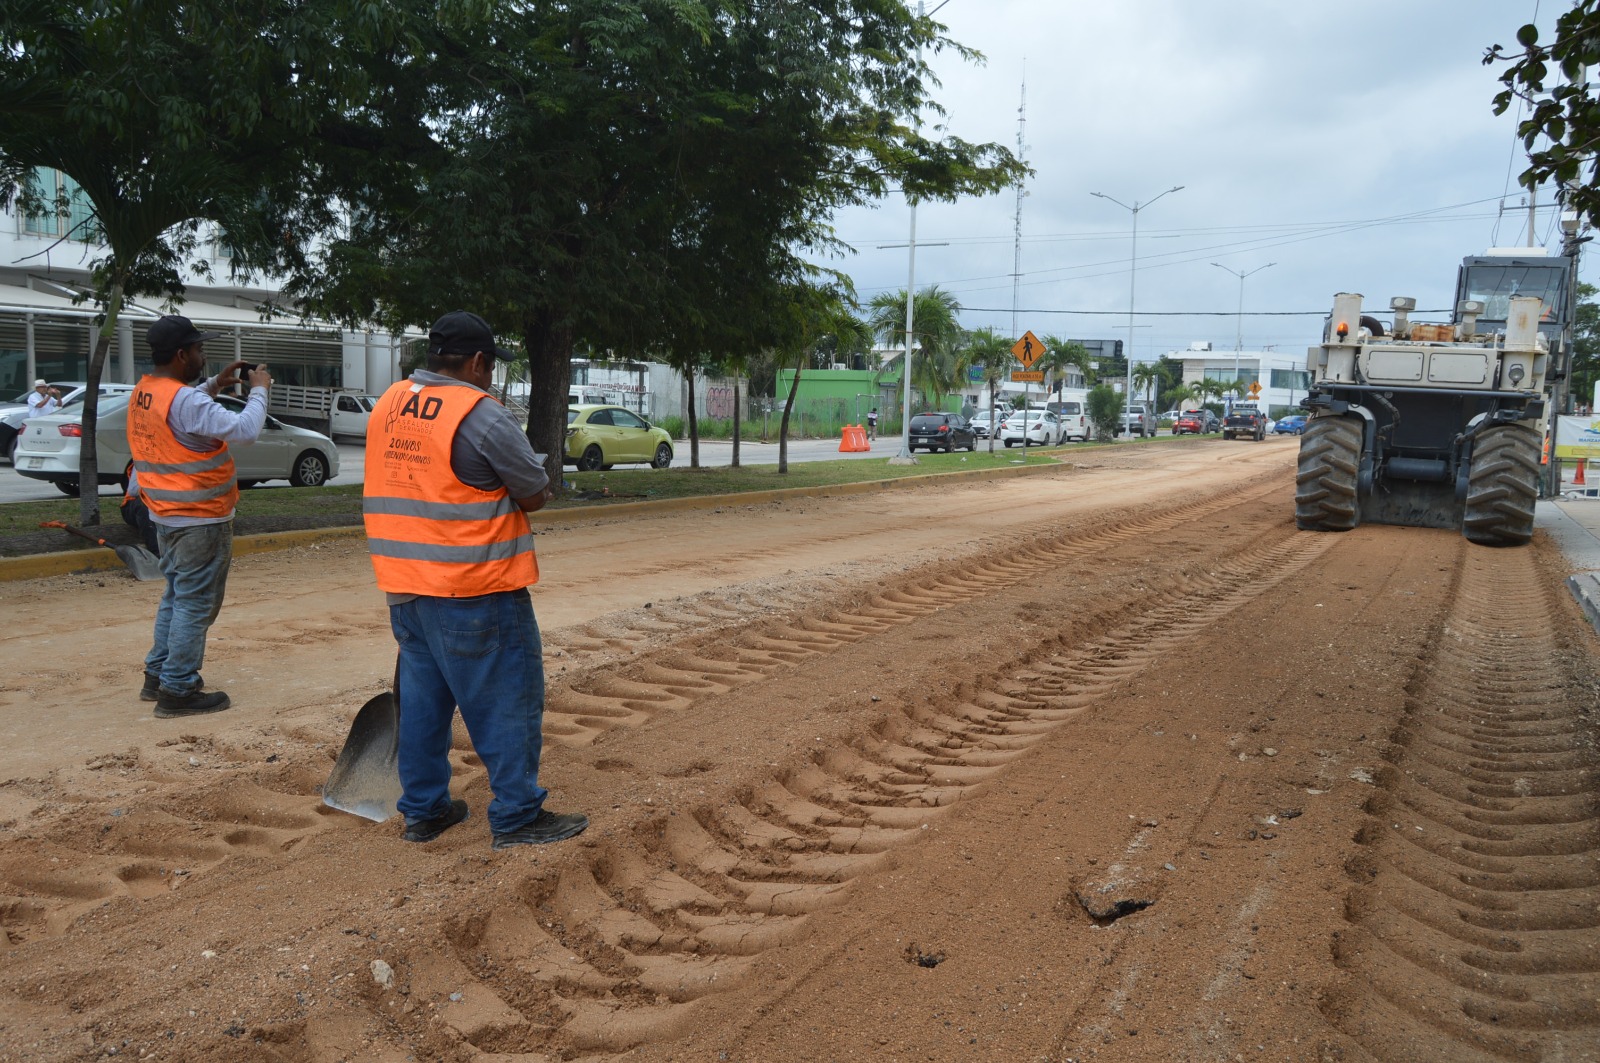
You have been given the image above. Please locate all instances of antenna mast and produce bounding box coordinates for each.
[1010,70,1027,341]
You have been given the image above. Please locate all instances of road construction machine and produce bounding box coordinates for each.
[1295,251,1572,546]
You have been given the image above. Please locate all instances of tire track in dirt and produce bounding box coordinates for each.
[408,527,1336,1059]
[542,474,1289,745]
[0,476,1284,952]
[1321,545,1600,1061]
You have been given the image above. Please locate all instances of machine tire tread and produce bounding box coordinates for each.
[1295,415,1361,532]
[1462,425,1540,546]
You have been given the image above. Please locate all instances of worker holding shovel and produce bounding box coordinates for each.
[362,310,588,849]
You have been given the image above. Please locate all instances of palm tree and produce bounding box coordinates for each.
[957,328,1013,454]
[1164,383,1199,413]
[1132,362,1163,412]
[1043,334,1095,388]
[868,287,966,410]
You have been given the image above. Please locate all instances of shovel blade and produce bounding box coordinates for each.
[322,691,402,822]
[115,544,164,581]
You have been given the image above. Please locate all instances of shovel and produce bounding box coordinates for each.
[40,521,164,581]
[322,657,402,822]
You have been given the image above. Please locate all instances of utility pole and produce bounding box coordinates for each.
[1011,70,1027,417]
[1211,261,1274,412]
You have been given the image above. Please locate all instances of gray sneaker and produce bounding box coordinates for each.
[491,809,589,849]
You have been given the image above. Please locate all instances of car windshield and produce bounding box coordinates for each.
[910,416,946,428]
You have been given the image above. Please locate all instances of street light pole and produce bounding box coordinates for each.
[1211,261,1274,411]
[1091,185,1183,436]
[889,0,954,463]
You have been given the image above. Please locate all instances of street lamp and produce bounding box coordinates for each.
[889,0,955,463]
[1091,185,1183,435]
[1211,261,1274,411]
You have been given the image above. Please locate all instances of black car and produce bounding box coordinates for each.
[908,412,976,452]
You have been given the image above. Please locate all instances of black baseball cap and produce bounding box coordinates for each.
[146,315,221,354]
[428,310,516,362]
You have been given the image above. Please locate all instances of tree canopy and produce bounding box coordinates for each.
[1487,4,1600,223]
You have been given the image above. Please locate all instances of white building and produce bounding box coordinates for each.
[0,167,412,399]
[1164,341,1313,415]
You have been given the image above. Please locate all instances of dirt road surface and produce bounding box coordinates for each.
[1,437,1595,1062]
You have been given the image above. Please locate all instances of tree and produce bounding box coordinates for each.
[1086,384,1122,441]
[957,328,1013,454]
[1575,282,1599,409]
[1132,362,1163,411]
[868,287,968,410]
[1487,6,1600,224]
[772,283,861,474]
[294,1,1026,485]
[0,0,403,523]
[1164,383,1200,414]
[1043,334,1096,387]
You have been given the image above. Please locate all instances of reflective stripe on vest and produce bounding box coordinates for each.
[362,381,538,597]
[127,376,238,519]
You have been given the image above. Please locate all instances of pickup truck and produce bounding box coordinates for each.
[1118,403,1156,438]
[1222,404,1267,441]
[269,385,377,438]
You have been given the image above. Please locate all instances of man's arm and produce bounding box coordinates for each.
[168,367,274,445]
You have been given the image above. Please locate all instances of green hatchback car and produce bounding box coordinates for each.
[565,404,674,470]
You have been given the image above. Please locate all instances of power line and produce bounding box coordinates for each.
[960,307,1453,317]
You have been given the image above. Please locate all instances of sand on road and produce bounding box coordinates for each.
[0,436,1595,1062]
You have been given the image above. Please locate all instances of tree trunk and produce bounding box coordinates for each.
[520,307,574,492]
[77,274,126,526]
[731,378,741,469]
[685,365,699,469]
[778,363,801,474]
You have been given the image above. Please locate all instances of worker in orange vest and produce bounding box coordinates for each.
[130,315,271,718]
[364,310,587,849]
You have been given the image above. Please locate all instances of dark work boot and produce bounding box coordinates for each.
[154,687,230,718]
[142,671,201,702]
[403,799,469,843]
[491,809,589,849]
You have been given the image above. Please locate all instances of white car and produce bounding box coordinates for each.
[999,410,1063,447]
[968,409,1003,438]
[13,392,340,495]
[1,381,137,464]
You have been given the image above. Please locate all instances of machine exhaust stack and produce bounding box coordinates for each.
[1389,296,1415,339]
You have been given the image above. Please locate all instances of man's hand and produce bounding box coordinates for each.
[208,360,253,394]
[515,484,555,513]
[246,364,273,390]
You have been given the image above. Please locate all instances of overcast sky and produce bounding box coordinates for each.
[824,0,1570,364]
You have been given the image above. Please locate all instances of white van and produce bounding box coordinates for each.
[1045,392,1090,442]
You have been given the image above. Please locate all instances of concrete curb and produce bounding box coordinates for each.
[1567,573,1600,634]
[0,459,1069,583]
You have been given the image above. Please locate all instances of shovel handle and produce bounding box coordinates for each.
[40,520,110,547]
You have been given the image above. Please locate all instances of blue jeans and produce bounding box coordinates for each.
[389,589,548,834]
[145,522,232,695]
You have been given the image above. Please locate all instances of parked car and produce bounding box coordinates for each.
[13,392,340,494]
[999,410,1063,447]
[1,381,137,464]
[1173,409,1219,435]
[566,404,674,470]
[967,409,1002,439]
[1272,414,1308,435]
[1118,404,1156,438]
[908,412,976,452]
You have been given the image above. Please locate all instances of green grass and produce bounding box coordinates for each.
[2,432,1186,548]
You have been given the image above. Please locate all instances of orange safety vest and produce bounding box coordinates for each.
[363,381,538,597]
[127,376,238,519]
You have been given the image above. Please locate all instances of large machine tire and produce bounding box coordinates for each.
[1295,416,1362,532]
[1462,425,1540,547]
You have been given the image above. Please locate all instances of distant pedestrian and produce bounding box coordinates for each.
[364,309,587,849]
[867,407,878,439]
[24,379,61,419]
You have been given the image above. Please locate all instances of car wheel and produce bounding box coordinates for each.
[290,450,330,488]
[55,480,79,496]
[3,430,16,466]
[576,444,604,472]
[600,464,614,471]
[651,442,673,469]
[238,480,260,489]
[944,440,954,453]
[1004,440,1014,448]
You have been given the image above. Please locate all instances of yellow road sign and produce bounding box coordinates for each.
[1011,370,1044,382]
[1248,381,1262,398]
[1012,331,1043,368]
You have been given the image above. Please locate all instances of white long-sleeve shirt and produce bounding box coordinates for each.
[149,381,269,528]
[24,392,60,419]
